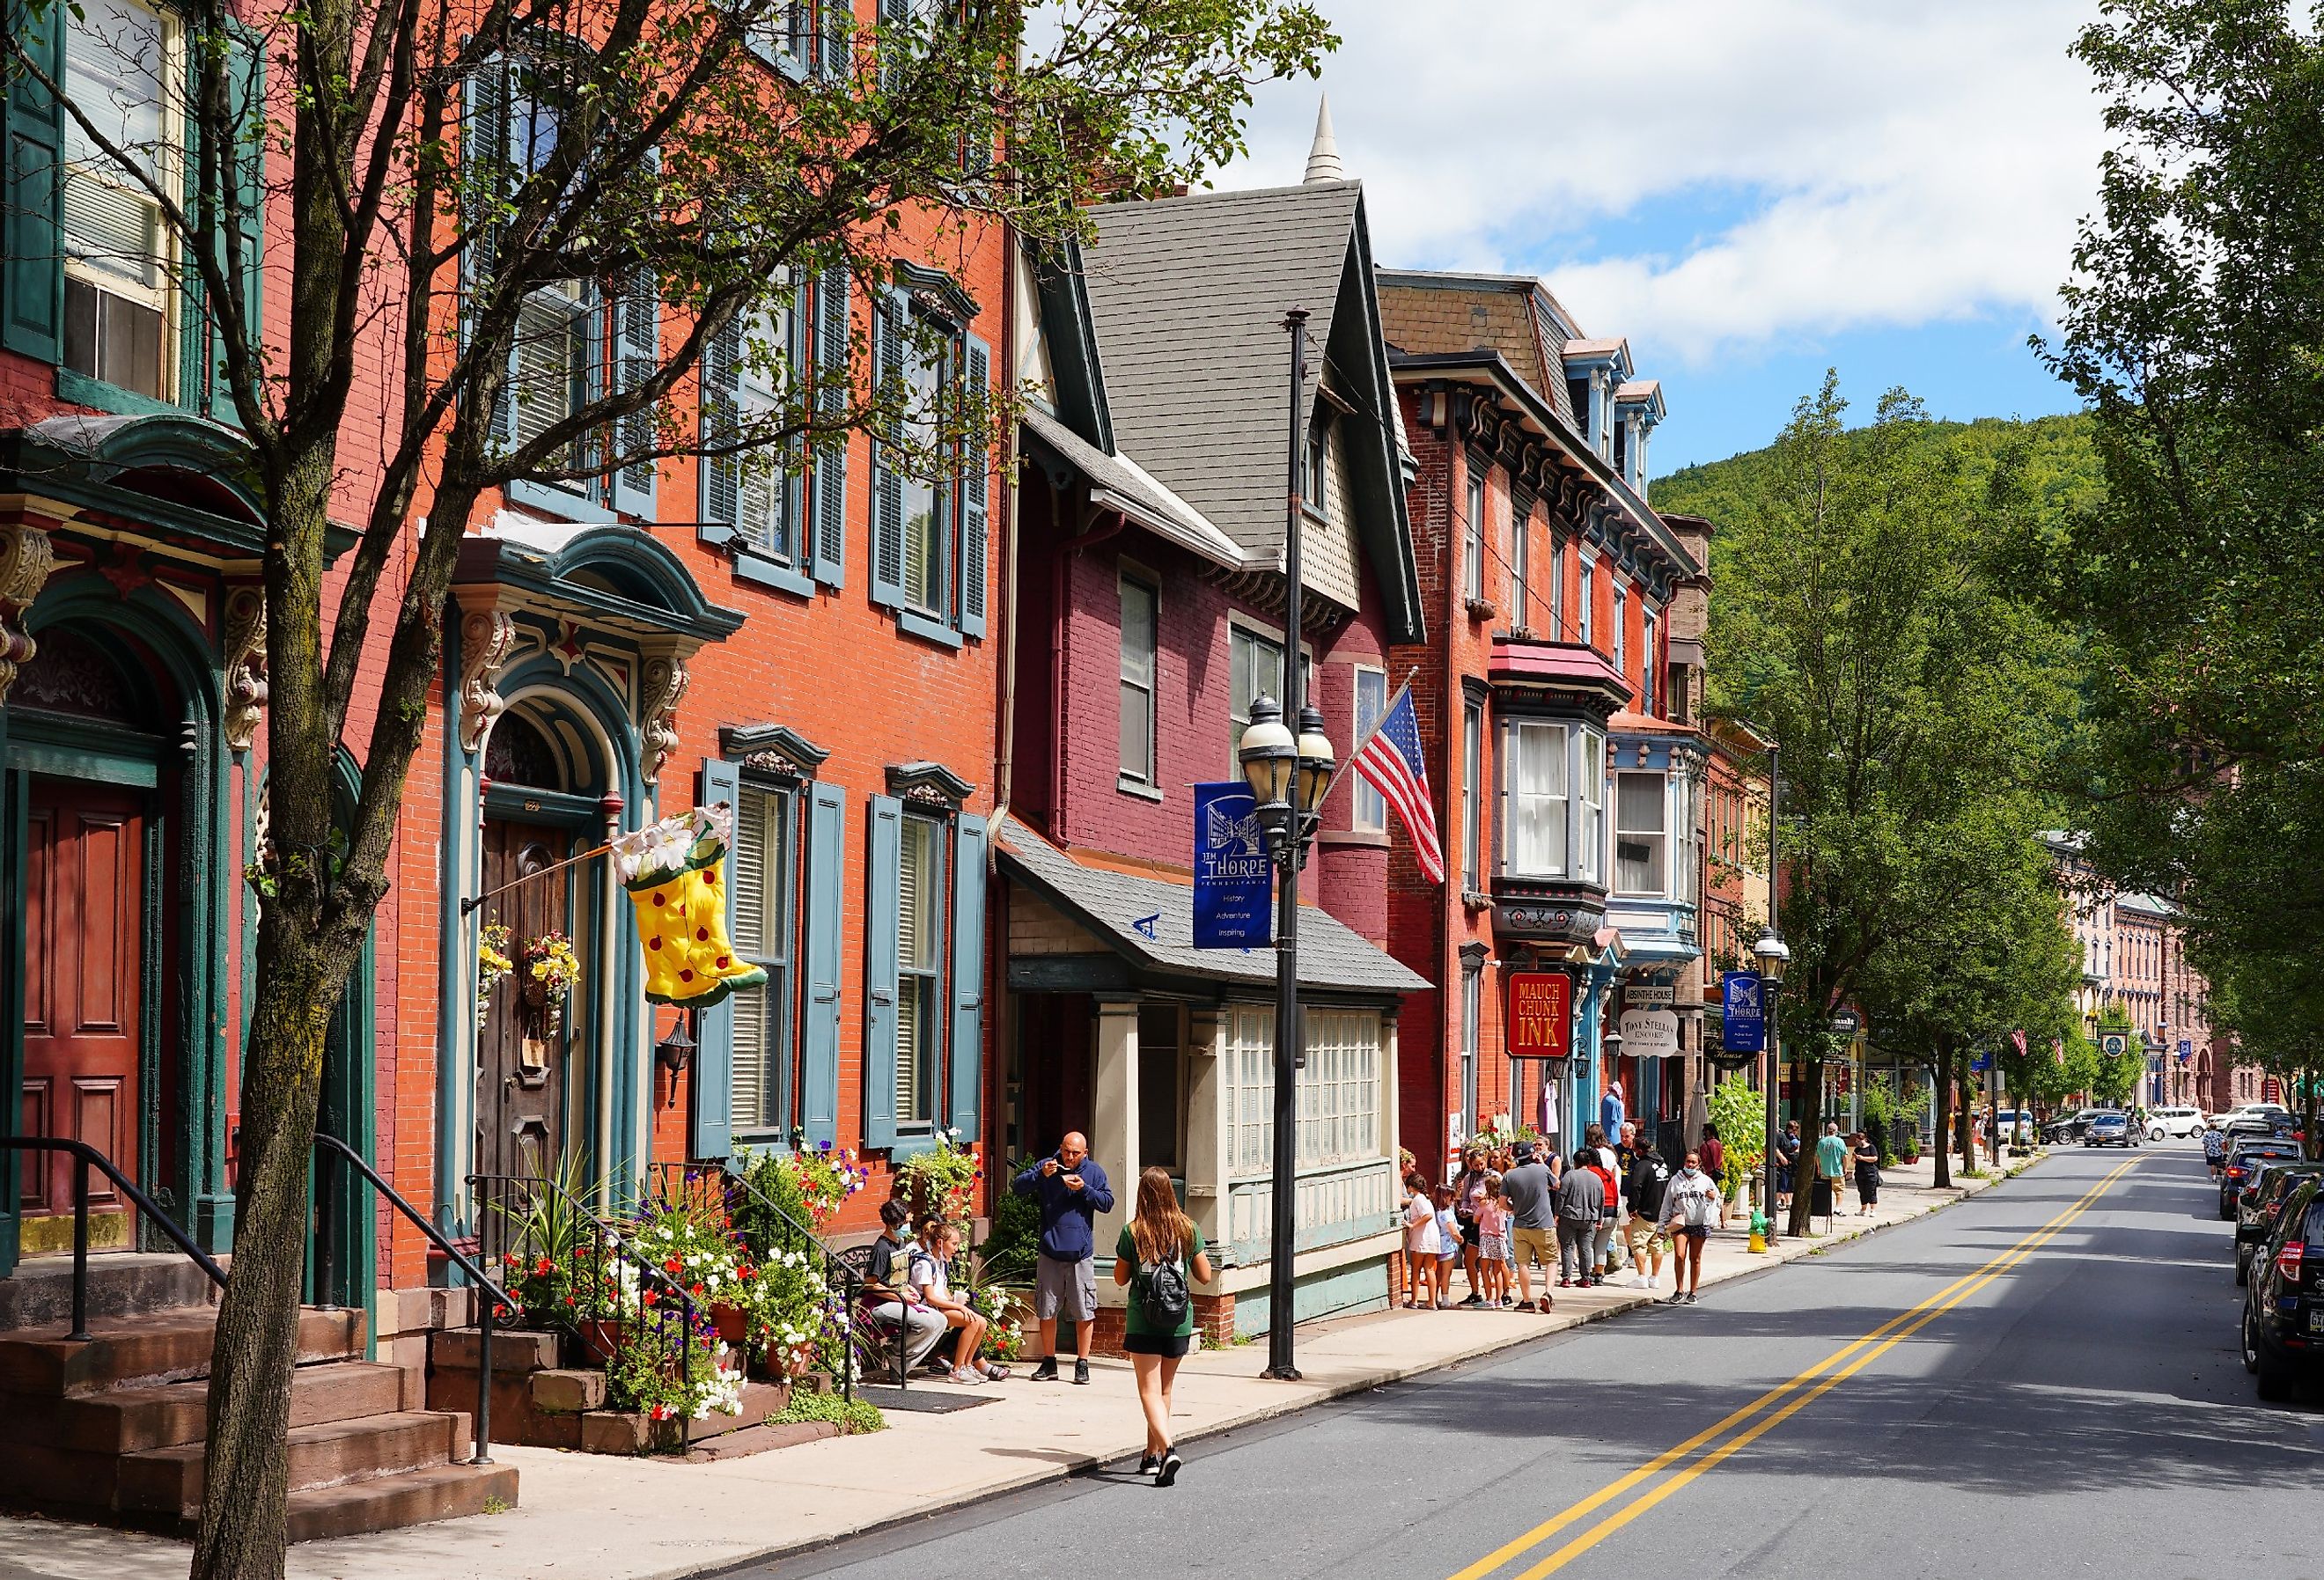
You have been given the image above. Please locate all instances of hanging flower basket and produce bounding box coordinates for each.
[519,931,581,1039]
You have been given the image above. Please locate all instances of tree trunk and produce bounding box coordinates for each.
[191,926,350,1580]
[1931,1043,1953,1190]
[1956,1062,1975,1176]
[1786,1052,1826,1237]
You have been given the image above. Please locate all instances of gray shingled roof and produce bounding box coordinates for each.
[996,815,1428,997]
[1021,408,1244,570]
[1083,181,1363,564]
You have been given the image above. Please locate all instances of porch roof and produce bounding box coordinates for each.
[995,815,1428,997]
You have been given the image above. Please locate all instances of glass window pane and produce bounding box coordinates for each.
[1357,668,1387,831]
[1120,681,1152,782]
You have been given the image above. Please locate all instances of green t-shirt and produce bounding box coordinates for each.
[1816,1135,1850,1179]
[1116,1222,1205,1338]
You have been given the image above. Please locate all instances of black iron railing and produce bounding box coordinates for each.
[647,1160,870,1401]
[313,1135,512,1463]
[0,1136,225,1340]
[467,1171,702,1435]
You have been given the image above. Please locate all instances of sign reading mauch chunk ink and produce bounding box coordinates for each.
[1193,783,1272,950]
[1504,971,1573,1060]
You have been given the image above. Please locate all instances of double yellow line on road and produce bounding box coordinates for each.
[1449,1156,2142,1580]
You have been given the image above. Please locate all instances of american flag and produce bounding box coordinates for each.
[1350,683,1444,885]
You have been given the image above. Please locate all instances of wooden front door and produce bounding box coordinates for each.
[19,777,146,1253]
[478,819,574,1184]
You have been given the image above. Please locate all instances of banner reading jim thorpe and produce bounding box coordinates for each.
[1193,782,1273,950]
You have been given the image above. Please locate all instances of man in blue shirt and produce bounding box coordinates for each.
[1012,1131,1114,1384]
[1600,1078,1626,1141]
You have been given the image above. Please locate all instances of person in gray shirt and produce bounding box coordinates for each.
[1555,1150,1606,1288]
[1499,1143,1558,1312]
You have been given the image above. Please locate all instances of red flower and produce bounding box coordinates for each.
[739,1266,755,1281]
[690,1282,706,1297]
[644,1290,658,1306]
[536,1256,555,1275]
[664,1258,681,1275]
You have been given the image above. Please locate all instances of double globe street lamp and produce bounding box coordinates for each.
[1753,925,1791,1234]
[1237,691,1335,1380]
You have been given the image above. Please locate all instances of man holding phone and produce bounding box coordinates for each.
[1012,1131,1114,1384]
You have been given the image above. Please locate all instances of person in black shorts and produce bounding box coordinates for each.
[1114,1166,1212,1486]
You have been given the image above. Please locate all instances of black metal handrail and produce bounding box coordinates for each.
[652,1159,866,1401]
[468,1172,704,1442]
[0,1136,224,1341]
[313,1135,512,1464]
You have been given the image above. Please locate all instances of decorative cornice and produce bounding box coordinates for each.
[891,261,980,327]
[456,606,518,757]
[221,585,268,753]
[722,722,833,783]
[637,653,689,788]
[0,519,58,706]
[886,760,976,810]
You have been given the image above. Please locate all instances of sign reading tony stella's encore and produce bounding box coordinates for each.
[1505,971,1573,1060]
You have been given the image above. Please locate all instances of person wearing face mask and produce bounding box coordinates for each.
[1658,1150,1725,1304]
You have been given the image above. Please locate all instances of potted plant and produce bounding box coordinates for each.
[895,1129,983,1234]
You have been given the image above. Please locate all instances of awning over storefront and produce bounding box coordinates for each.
[997,815,1428,997]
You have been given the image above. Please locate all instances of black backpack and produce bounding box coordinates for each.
[1138,1242,1190,1331]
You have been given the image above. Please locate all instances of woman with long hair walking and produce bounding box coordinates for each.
[1114,1166,1212,1486]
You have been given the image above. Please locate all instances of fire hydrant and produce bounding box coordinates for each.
[1748,1209,1770,1253]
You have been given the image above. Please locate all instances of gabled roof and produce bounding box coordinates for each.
[1082,180,1424,642]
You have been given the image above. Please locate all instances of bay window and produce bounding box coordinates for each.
[1578,731,1605,884]
[1614,770,1666,895]
[1506,719,1568,877]
[1229,621,1309,768]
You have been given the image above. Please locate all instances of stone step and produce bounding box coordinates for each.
[0,1305,364,1395]
[280,1460,519,1545]
[117,1410,468,1517]
[28,1360,408,1454]
[0,1253,221,1331]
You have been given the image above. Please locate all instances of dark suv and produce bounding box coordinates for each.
[2243,1179,2324,1400]
[2222,1137,2306,1220]
[2237,1163,2324,1283]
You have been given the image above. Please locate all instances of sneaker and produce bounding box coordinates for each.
[1685,1292,1699,1305]
[1666,1291,1685,1304]
[1137,1452,1160,1475]
[1459,1293,1484,1307]
[1073,1358,1091,1385]
[1156,1446,1183,1488]
[1028,1357,1058,1383]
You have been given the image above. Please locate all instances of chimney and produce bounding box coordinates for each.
[1304,94,1345,183]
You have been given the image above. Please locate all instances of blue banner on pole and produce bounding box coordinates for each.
[1193,783,1272,950]
[1719,972,1765,1053]
[2177,1038,2193,1063]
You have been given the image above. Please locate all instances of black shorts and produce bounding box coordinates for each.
[1124,1331,1191,1358]
[1460,1217,1482,1248]
[1680,1225,1710,1241]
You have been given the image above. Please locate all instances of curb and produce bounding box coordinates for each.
[695,1150,2050,1578]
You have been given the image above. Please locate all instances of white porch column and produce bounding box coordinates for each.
[1092,997,1141,1304]
[1183,1009,1229,1256]
[1380,1012,1401,1167]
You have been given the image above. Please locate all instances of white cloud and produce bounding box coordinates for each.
[1219,0,2107,366]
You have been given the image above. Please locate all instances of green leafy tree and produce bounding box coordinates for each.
[1688,374,2081,1228]
[5,1,1333,1573]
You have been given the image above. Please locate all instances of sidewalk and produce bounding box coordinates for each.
[0,1151,2041,1580]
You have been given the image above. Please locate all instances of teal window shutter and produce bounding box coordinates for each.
[611,265,659,518]
[211,24,264,410]
[867,294,905,609]
[811,266,849,586]
[947,813,987,1141]
[864,793,901,1150]
[2,0,65,363]
[699,310,743,547]
[463,57,512,445]
[818,0,851,82]
[690,757,742,1160]
[801,780,845,1147]
[959,333,990,637]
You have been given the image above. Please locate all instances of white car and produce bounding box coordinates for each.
[2145,1105,2203,1140]
[2214,1103,2291,1130]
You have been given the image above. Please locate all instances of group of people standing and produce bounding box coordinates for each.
[1402,1123,1732,1311]
[1771,1120,1883,1216]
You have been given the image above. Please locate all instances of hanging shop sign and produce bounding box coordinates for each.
[1720,971,1765,1053]
[1192,782,1273,950]
[1505,971,1573,1061]
[1619,1008,1680,1058]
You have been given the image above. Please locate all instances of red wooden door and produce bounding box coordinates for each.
[18,777,145,1252]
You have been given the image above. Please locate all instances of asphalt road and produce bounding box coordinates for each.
[761,1144,2320,1580]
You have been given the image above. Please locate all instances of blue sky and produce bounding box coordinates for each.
[1212,0,2106,473]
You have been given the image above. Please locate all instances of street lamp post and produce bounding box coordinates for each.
[1239,307,1336,1383]
[1754,926,1790,1236]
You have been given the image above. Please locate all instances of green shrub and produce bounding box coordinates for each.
[769,1388,886,1435]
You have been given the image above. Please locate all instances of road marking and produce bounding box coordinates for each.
[1448,1157,2142,1580]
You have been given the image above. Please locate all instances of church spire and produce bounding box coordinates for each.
[1304,94,1344,183]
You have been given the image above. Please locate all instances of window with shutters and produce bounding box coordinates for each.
[894,812,945,1128]
[728,779,799,1134]
[1118,573,1158,787]
[871,284,989,643]
[60,0,180,401]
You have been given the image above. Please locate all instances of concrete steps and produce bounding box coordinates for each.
[0,1294,516,1541]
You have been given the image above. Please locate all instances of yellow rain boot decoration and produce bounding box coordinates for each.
[614,806,768,1008]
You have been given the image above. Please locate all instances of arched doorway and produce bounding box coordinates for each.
[476,699,611,1185]
[9,623,179,1254]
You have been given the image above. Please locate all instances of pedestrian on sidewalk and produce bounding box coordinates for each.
[1402,1170,1442,1308]
[1853,1131,1881,1216]
[1502,1141,1557,1312]
[1699,1122,1725,1194]
[1555,1148,1605,1288]
[1584,1139,1619,1284]
[1623,1143,1670,1290]
[909,1218,1007,1383]
[1432,1186,1461,1307]
[1114,1166,1211,1487]
[1012,1131,1114,1385]
[1476,1178,1513,1306]
[1658,1151,1724,1304]
[1452,1145,1499,1305]
[1776,1121,1802,1210]
[1601,1077,1627,1140]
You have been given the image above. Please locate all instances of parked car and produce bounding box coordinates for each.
[2085,1111,2137,1148]
[2222,1136,2307,1220]
[2242,1178,2324,1400]
[2236,1163,2324,1284]
[2217,1103,2292,1130]
[2045,1108,2106,1144]
[2147,1106,2204,1140]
